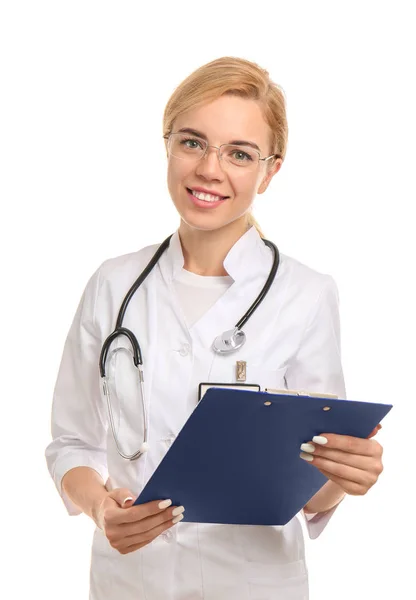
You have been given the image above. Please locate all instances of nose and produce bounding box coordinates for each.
[195,146,225,180]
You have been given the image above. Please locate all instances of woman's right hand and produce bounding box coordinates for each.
[93,488,185,554]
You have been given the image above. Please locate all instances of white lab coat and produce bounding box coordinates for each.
[46,225,347,600]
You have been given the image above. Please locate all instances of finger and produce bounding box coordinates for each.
[107,488,136,509]
[119,505,185,538]
[304,454,378,487]
[311,432,383,457]
[126,511,184,546]
[303,446,375,470]
[116,513,184,554]
[112,498,175,525]
[107,508,181,551]
[117,541,147,555]
[318,467,371,496]
[367,424,382,439]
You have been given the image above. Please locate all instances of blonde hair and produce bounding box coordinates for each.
[163,57,288,239]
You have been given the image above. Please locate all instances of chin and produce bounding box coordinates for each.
[179,212,246,234]
[180,215,226,232]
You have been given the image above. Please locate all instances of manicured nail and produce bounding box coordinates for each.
[158,499,172,510]
[172,505,185,517]
[312,436,328,445]
[300,443,315,453]
[122,496,134,506]
[300,452,314,462]
[172,514,184,524]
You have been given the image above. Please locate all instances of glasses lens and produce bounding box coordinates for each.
[168,133,205,160]
[105,346,145,454]
[222,145,260,170]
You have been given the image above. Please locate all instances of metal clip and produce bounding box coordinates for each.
[236,361,247,382]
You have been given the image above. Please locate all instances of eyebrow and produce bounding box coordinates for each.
[177,127,261,152]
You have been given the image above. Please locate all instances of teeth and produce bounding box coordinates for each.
[191,190,224,202]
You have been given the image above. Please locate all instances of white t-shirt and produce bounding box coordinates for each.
[172,267,233,328]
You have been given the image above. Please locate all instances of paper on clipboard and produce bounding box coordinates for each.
[265,388,339,399]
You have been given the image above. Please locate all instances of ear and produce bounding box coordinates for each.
[257,159,283,195]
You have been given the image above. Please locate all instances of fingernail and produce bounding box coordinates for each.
[300,443,315,453]
[172,505,185,517]
[158,499,172,510]
[172,513,184,524]
[300,452,314,462]
[312,436,328,445]
[122,496,134,506]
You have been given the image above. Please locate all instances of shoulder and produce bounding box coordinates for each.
[279,252,337,293]
[95,241,161,287]
[77,242,162,308]
[276,252,340,322]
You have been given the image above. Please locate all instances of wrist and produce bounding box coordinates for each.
[91,494,107,529]
[304,480,346,514]
[61,466,108,525]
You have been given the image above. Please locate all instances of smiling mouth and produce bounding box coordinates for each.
[186,188,229,202]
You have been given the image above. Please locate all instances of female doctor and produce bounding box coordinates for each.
[45,57,384,600]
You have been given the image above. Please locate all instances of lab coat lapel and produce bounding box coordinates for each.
[158,226,275,352]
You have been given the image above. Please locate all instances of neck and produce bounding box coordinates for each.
[178,217,251,276]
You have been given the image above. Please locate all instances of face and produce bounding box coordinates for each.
[166,95,282,234]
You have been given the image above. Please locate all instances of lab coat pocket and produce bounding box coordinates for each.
[236,521,308,598]
[246,365,288,391]
[248,562,308,600]
[90,528,146,600]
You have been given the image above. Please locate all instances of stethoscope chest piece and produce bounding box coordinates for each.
[212,327,246,354]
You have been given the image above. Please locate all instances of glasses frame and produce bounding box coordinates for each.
[163,133,281,168]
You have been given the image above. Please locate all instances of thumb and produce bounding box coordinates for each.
[107,488,136,508]
[367,424,382,439]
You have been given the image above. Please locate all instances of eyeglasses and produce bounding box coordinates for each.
[163,132,280,172]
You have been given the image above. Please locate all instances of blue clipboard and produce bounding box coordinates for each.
[134,388,392,526]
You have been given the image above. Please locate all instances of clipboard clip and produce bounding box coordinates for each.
[265,388,338,399]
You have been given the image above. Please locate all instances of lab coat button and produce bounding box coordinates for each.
[162,530,173,542]
[179,343,191,357]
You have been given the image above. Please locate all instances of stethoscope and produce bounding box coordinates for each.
[99,233,280,460]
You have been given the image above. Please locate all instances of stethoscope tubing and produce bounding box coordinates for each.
[98,233,279,460]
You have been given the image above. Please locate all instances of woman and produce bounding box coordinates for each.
[46,57,383,600]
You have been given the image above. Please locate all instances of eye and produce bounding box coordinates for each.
[233,150,252,161]
[227,147,255,162]
[180,137,204,150]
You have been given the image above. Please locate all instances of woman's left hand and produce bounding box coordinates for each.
[300,425,384,496]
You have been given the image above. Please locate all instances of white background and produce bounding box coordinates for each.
[1,1,415,598]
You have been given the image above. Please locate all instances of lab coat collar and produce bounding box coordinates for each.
[159,225,273,283]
